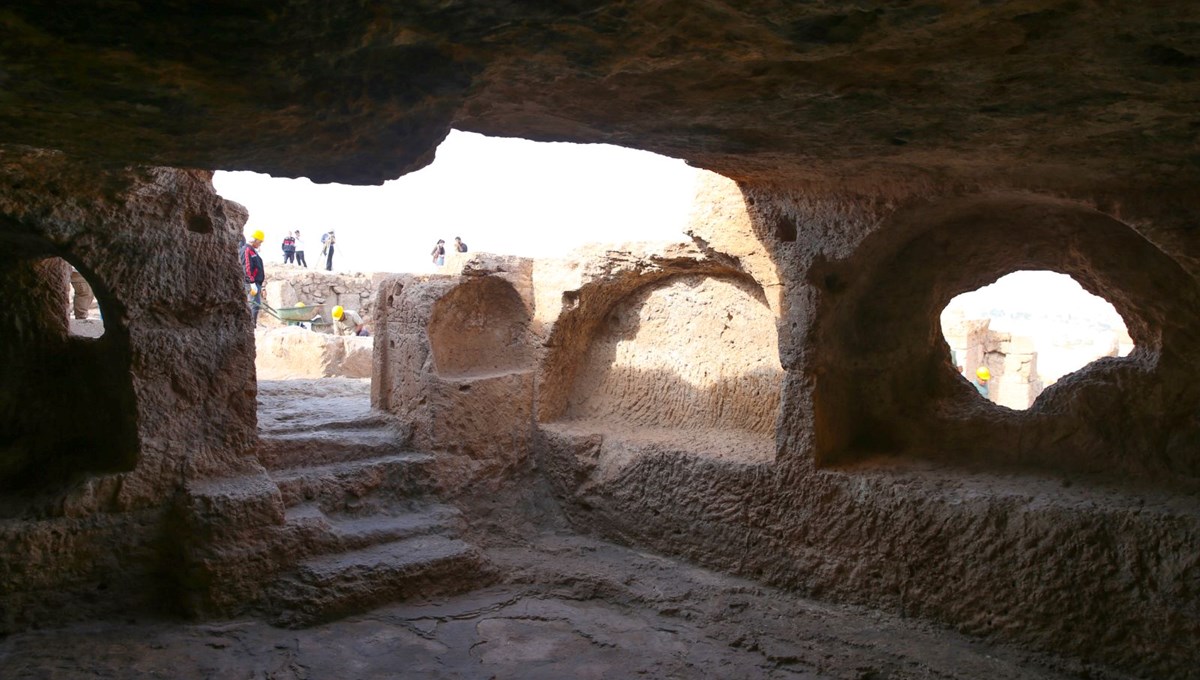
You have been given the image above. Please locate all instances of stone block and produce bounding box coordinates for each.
[993,378,1038,410]
[1003,353,1030,377]
[255,327,344,379]
[340,336,373,378]
[422,370,535,468]
[1000,335,1035,354]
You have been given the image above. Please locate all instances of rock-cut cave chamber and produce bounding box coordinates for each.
[1,3,1198,678]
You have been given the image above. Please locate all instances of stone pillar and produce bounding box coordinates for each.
[942,312,993,395]
[993,334,1044,409]
[373,255,537,491]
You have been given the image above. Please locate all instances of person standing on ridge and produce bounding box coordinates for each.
[281,231,296,264]
[322,230,336,271]
[242,229,266,326]
[453,236,468,253]
[431,239,446,266]
[293,229,308,268]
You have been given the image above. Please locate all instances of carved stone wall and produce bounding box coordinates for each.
[262,267,386,330]
[373,257,537,491]
[2,3,1200,676]
[376,175,1200,677]
[0,150,257,630]
[562,274,781,434]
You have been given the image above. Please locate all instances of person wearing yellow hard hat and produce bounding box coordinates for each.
[331,305,369,337]
[973,365,991,399]
[241,229,266,326]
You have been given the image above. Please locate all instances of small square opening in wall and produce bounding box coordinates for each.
[941,270,1133,410]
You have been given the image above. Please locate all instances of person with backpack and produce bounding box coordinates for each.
[321,230,336,271]
[431,239,446,266]
[293,229,308,268]
[242,230,266,325]
[281,231,296,264]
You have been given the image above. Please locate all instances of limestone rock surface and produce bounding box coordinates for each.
[0,2,1196,198]
[256,327,373,379]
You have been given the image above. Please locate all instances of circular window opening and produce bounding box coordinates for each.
[940,271,1133,410]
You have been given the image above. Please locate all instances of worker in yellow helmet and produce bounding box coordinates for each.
[241,229,266,325]
[973,366,991,399]
[331,305,369,337]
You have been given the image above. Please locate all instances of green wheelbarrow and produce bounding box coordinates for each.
[260,302,325,327]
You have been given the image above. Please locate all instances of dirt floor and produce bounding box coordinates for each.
[0,517,1135,680]
[0,379,1138,679]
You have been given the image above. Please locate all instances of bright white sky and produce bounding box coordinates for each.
[213,130,701,273]
[215,137,1129,372]
[944,271,1127,331]
[943,270,1131,382]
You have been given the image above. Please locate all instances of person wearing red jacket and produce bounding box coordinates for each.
[242,229,266,325]
[281,231,296,264]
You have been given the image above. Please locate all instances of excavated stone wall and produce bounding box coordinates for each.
[262,267,385,331]
[542,268,783,466]
[561,274,781,435]
[0,149,257,630]
[376,173,1200,677]
[255,327,373,380]
[373,256,538,491]
[3,2,1200,677]
[805,192,1200,479]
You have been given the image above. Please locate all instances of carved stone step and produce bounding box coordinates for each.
[269,534,491,627]
[257,428,410,470]
[258,410,393,436]
[270,453,435,512]
[284,502,463,558]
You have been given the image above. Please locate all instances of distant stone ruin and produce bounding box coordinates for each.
[261,266,385,332]
[253,265,378,379]
[943,313,1044,409]
[255,327,373,380]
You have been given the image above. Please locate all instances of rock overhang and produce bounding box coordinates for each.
[0,2,1195,191]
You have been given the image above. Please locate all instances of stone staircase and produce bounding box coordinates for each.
[252,379,491,627]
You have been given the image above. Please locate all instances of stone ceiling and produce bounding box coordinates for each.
[0,1,1196,190]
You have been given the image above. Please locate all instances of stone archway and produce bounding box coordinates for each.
[0,240,137,491]
[811,194,1200,481]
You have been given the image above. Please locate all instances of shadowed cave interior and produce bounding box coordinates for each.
[1,3,1199,678]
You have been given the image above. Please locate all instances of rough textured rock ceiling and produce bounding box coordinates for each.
[0,1,1197,190]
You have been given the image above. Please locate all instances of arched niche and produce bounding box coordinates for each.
[550,273,782,463]
[427,276,534,379]
[811,194,1200,481]
[0,244,137,492]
